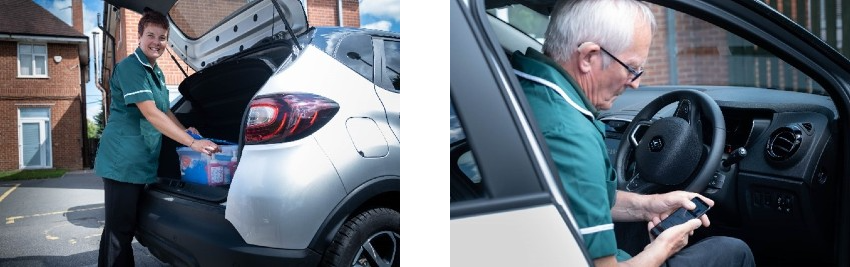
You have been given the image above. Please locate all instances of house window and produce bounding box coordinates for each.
[18,43,48,78]
[18,107,52,169]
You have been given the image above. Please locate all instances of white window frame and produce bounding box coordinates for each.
[17,43,49,78]
[18,107,53,169]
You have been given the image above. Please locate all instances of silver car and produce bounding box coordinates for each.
[102,0,399,266]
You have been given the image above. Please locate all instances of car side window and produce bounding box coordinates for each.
[336,34,375,84]
[381,40,400,91]
[451,103,487,202]
[641,3,824,95]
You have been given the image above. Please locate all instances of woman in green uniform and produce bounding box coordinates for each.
[94,8,221,267]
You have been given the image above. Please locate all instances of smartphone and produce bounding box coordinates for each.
[650,197,711,237]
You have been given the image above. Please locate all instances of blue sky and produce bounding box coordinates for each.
[359,0,401,33]
[34,0,400,120]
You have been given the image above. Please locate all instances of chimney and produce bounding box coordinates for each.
[72,0,83,34]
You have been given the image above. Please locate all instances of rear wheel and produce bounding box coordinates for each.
[322,207,400,267]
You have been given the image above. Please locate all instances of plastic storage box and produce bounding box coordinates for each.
[177,145,238,186]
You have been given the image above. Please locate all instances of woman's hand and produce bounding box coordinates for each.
[189,139,221,155]
[645,191,714,228]
[186,127,200,136]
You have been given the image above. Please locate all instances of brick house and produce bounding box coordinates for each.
[97,0,360,121]
[0,0,89,171]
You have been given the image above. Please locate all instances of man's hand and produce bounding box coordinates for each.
[645,191,714,228]
[645,218,702,258]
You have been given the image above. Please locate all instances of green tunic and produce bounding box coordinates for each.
[94,47,170,184]
[511,49,631,261]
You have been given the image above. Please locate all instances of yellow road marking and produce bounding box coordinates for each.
[5,205,104,224]
[84,233,102,239]
[0,183,21,203]
[5,216,22,225]
[43,224,61,240]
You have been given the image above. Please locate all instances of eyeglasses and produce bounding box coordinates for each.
[599,46,644,82]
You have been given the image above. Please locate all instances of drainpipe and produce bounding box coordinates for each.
[338,0,344,26]
[92,30,107,126]
[80,39,89,168]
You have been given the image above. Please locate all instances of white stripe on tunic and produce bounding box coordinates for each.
[124,90,153,98]
[579,223,614,235]
[513,69,595,120]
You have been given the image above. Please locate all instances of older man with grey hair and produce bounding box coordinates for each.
[510,0,755,266]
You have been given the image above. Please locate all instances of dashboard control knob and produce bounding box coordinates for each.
[722,147,748,169]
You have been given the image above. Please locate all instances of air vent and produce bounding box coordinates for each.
[766,126,802,161]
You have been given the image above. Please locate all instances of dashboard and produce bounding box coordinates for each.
[599,86,839,261]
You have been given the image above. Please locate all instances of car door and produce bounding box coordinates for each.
[450,0,590,265]
[645,1,850,265]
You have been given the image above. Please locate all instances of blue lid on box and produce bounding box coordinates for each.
[177,145,238,186]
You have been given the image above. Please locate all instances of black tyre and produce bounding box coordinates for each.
[322,207,400,267]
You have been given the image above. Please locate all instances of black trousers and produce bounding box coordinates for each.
[617,222,755,266]
[98,178,146,267]
[662,236,756,267]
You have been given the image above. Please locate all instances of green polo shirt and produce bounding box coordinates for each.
[94,47,170,184]
[511,49,630,261]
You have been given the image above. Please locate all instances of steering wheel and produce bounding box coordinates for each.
[614,89,725,194]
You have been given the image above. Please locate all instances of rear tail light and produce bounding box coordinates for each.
[245,93,340,144]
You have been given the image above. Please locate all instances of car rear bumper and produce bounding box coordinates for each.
[135,189,321,267]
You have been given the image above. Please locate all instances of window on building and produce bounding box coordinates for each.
[18,44,48,78]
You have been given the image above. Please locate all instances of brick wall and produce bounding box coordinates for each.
[308,0,360,27]
[0,41,84,170]
[641,4,729,87]
[641,5,670,86]
[50,99,83,169]
[0,42,86,98]
[0,101,15,170]
[119,10,196,87]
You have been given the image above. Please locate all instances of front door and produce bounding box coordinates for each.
[19,108,52,169]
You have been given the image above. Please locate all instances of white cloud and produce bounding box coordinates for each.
[361,20,392,31]
[44,0,73,24]
[360,0,400,21]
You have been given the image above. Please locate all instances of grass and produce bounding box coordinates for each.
[0,169,67,182]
